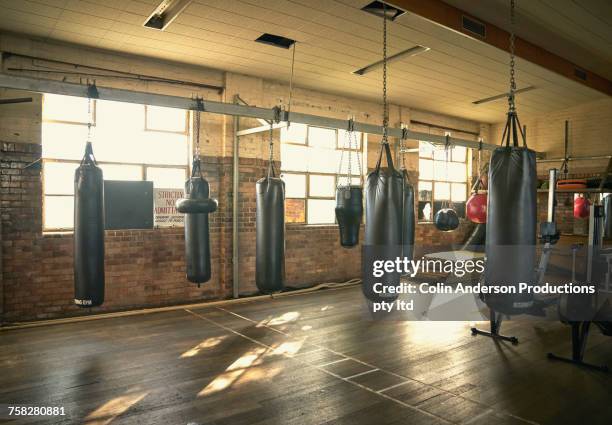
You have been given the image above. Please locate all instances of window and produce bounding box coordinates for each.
[42,94,189,230]
[417,140,468,222]
[281,124,364,224]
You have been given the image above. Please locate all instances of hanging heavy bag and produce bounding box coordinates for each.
[74,142,105,307]
[335,124,364,248]
[484,112,537,315]
[401,168,415,261]
[466,193,487,224]
[363,142,404,302]
[176,157,218,285]
[461,223,486,252]
[256,125,285,294]
[335,185,363,247]
[605,195,612,238]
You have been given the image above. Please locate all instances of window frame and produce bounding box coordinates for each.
[282,125,364,225]
[417,140,469,223]
[41,95,190,232]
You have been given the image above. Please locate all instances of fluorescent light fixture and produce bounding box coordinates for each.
[353,45,430,76]
[143,0,193,31]
[255,33,296,49]
[472,86,536,105]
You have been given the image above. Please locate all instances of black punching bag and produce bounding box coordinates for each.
[604,195,612,239]
[74,142,105,307]
[363,143,404,302]
[335,185,363,248]
[484,114,537,315]
[177,158,218,285]
[401,169,415,262]
[256,176,285,293]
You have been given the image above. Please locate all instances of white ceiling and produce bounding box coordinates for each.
[0,0,609,123]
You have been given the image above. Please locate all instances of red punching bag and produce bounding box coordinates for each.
[574,196,590,218]
[466,192,487,223]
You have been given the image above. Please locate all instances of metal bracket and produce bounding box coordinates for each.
[272,105,282,124]
[193,96,205,111]
[87,82,99,99]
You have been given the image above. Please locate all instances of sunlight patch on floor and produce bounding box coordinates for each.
[84,390,148,425]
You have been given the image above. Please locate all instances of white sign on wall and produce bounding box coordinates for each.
[154,188,184,227]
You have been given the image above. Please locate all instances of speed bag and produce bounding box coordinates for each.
[335,185,363,248]
[401,169,415,262]
[573,196,590,219]
[434,208,459,231]
[74,159,105,307]
[256,177,285,294]
[184,176,215,284]
[484,146,537,315]
[466,193,487,224]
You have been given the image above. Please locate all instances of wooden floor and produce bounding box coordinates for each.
[2,286,612,425]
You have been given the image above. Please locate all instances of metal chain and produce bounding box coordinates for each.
[267,120,274,178]
[355,129,363,179]
[381,1,389,145]
[194,109,201,158]
[86,97,93,143]
[508,0,517,111]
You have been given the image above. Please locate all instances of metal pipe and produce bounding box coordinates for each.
[547,168,557,223]
[232,95,240,299]
[0,73,516,153]
[538,155,612,163]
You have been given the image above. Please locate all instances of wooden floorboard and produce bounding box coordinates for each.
[1,286,611,424]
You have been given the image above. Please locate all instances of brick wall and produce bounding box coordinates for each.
[1,36,485,322]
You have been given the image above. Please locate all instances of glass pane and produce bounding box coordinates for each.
[433,147,448,161]
[146,106,187,133]
[308,147,338,173]
[308,127,336,149]
[434,182,450,200]
[286,199,305,223]
[419,142,434,159]
[448,162,466,183]
[307,199,336,224]
[140,132,189,165]
[96,99,143,132]
[146,167,186,189]
[309,175,335,197]
[337,130,362,150]
[418,181,432,201]
[43,94,90,123]
[433,160,448,181]
[451,183,467,202]
[44,195,74,229]
[419,201,432,221]
[419,159,433,180]
[281,123,307,144]
[282,173,306,198]
[42,122,90,161]
[452,146,467,162]
[44,162,76,195]
[281,144,308,172]
[100,164,142,181]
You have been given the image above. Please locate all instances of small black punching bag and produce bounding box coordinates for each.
[335,185,363,248]
[74,142,105,307]
[176,157,218,285]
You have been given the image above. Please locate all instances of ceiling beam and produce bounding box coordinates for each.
[392,0,612,97]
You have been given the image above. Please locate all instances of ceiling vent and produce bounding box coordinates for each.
[143,0,193,31]
[255,33,296,49]
[361,1,406,21]
[461,15,486,38]
[574,68,587,81]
